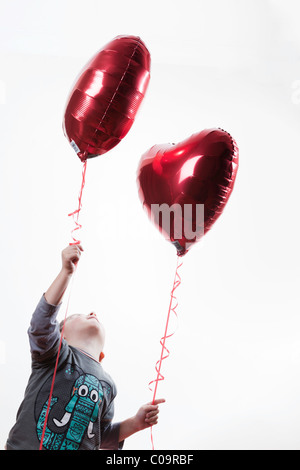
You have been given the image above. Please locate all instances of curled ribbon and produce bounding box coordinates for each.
[149,255,183,449]
[68,160,87,246]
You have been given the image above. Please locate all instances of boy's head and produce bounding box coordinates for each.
[59,312,105,362]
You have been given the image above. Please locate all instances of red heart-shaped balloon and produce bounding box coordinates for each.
[63,35,151,161]
[137,128,239,256]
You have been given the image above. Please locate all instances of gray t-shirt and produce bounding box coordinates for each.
[6,294,123,450]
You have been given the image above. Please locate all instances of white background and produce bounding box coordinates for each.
[0,0,300,450]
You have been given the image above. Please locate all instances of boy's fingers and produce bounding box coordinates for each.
[149,398,166,406]
[146,416,159,425]
[71,245,83,257]
[146,409,159,418]
[66,244,83,252]
[144,400,165,415]
[145,405,159,413]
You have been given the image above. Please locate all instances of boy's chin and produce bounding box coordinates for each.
[87,323,104,340]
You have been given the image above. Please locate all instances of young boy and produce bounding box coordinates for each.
[6,244,164,450]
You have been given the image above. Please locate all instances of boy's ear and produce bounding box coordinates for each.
[99,352,105,362]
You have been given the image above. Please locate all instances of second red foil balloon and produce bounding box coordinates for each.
[137,128,239,256]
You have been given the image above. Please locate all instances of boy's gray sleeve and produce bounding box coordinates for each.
[100,398,124,450]
[27,294,62,360]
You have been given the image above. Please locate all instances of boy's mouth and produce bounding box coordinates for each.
[88,315,100,324]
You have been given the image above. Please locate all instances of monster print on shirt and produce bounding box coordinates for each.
[35,363,104,450]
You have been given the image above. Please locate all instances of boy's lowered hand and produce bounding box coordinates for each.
[134,398,166,431]
[119,398,166,442]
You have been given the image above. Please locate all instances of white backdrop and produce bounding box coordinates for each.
[0,0,300,450]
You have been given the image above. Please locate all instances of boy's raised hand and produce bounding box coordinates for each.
[61,244,84,274]
[44,245,84,306]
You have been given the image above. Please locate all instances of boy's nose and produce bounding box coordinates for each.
[88,312,99,321]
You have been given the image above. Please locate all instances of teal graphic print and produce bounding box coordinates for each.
[36,372,103,450]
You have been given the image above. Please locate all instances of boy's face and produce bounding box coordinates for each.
[63,312,105,351]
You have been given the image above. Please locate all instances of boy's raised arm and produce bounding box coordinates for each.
[28,245,84,360]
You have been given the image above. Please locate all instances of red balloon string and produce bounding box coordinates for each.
[39,161,87,450]
[149,255,183,449]
[68,159,87,245]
